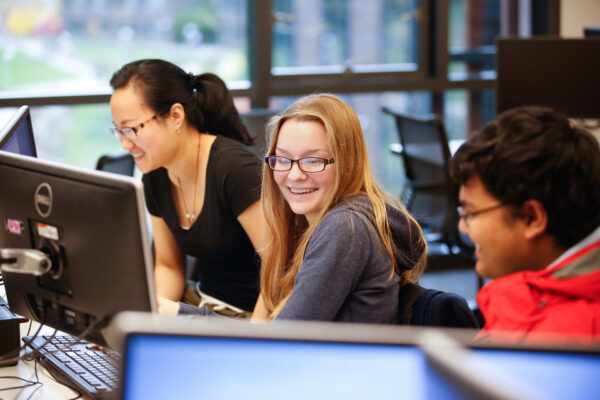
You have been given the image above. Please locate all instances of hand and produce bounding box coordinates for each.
[157,295,180,315]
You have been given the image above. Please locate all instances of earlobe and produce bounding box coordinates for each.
[169,103,186,130]
[522,199,548,240]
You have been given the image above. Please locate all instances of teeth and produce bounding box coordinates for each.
[132,152,144,158]
[290,188,316,194]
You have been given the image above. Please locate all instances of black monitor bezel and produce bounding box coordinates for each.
[0,151,156,346]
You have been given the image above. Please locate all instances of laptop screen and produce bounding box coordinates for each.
[121,335,457,400]
[116,314,600,400]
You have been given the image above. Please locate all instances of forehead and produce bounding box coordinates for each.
[276,118,329,152]
[110,85,148,113]
[458,175,499,206]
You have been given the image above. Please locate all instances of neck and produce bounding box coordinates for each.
[169,131,202,185]
[528,235,568,271]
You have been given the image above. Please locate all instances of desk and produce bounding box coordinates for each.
[0,321,82,399]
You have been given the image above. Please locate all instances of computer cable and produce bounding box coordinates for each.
[0,374,42,398]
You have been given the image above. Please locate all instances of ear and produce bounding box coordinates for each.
[520,199,548,240]
[168,103,186,130]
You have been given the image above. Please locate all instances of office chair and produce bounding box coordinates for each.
[240,108,278,158]
[397,282,480,328]
[95,152,135,176]
[381,106,478,278]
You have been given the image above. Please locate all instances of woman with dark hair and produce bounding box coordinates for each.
[109,59,263,317]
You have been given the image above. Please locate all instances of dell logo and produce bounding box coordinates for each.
[35,183,53,218]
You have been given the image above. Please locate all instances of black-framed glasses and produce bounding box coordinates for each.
[265,156,335,173]
[457,204,506,227]
[109,114,158,140]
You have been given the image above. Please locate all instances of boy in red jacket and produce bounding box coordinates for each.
[450,106,600,344]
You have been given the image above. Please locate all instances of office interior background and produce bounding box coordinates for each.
[0,0,598,198]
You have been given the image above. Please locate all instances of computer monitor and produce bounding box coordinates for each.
[111,312,600,400]
[584,27,600,38]
[0,105,37,157]
[496,38,600,119]
[0,151,156,346]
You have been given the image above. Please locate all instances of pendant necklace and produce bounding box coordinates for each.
[178,136,201,228]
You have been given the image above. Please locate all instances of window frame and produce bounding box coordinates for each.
[0,0,558,109]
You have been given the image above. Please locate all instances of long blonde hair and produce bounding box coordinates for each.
[260,94,426,318]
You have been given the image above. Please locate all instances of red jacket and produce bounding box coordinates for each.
[476,233,600,344]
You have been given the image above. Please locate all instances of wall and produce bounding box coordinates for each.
[560,0,600,37]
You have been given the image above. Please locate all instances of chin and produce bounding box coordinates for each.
[288,205,310,217]
[475,263,491,280]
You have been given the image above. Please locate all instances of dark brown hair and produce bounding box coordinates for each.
[110,59,252,145]
[450,106,600,248]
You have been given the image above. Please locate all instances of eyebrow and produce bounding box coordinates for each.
[275,147,330,157]
[112,118,140,128]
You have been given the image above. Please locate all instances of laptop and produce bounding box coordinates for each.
[108,312,600,400]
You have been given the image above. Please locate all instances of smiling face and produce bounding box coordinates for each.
[109,85,176,174]
[458,175,531,279]
[273,118,337,224]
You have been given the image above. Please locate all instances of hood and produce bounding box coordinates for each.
[349,196,425,273]
[386,201,426,272]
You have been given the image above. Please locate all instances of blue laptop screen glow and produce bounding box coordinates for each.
[121,334,600,400]
[121,335,460,400]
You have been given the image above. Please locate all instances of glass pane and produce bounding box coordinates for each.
[444,88,495,140]
[0,0,249,92]
[447,0,499,80]
[22,104,121,170]
[272,0,421,74]
[0,96,261,172]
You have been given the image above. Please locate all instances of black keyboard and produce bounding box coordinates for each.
[23,334,121,398]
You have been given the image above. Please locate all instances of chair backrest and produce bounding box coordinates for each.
[382,106,462,249]
[397,282,479,329]
[96,152,135,176]
[240,108,278,158]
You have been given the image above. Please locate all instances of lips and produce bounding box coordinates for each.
[131,151,145,160]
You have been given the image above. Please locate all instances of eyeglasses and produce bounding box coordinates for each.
[109,114,158,140]
[265,156,335,173]
[457,203,506,227]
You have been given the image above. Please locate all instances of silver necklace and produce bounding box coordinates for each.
[178,136,201,227]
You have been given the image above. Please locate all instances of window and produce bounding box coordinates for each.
[447,0,500,81]
[272,0,420,74]
[1,0,249,93]
[1,1,559,196]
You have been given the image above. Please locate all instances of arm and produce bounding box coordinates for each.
[250,294,269,322]
[239,201,267,321]
[236,200,265,255]
[151,215,188,301]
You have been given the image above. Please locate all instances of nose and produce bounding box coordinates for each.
[458,217,469,235]
[287,161,307,180]
[119,135,134,150]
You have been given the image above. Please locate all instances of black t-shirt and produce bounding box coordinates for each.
[142,136,262,311]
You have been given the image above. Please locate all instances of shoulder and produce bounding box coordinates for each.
[211,136,257,160]
[322,196,374,225]
[314,196,377,238]
[208,136,261,173]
